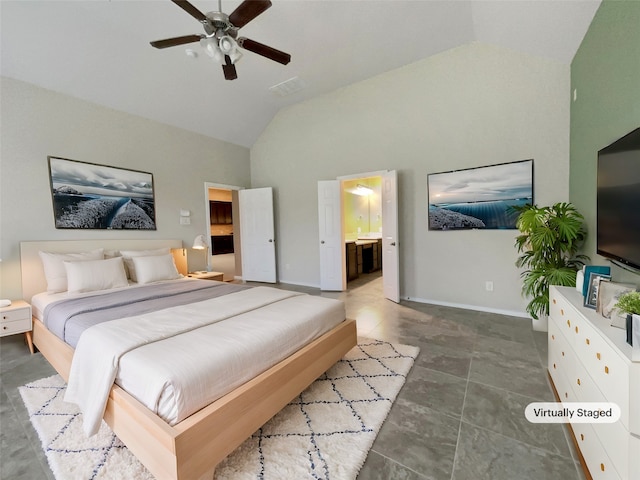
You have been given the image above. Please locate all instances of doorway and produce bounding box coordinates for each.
[319,170,399,302]
[342,176,383,289]
[204,183,242,282]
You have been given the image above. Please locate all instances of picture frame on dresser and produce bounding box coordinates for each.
[596,280,637,320]
[584,272,611,309]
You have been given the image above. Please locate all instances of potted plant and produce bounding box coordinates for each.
[614,291,640,347]
[513,202,589,330]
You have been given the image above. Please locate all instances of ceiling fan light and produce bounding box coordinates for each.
[218,35,236,54]
[228,48,243,64]
[200,37,224,63]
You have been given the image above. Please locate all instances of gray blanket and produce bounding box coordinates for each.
[43,280,249,348]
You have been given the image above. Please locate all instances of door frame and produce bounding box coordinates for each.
[203,182,243,273]
[334,169,400,299]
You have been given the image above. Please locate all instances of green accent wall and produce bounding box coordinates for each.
[570,0,640,280]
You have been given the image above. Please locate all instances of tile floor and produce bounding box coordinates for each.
[0,274,586,479]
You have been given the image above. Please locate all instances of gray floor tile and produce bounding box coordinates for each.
[401,365,467,418]
[412,340,472,379]
[462,381,571,456]
[452,422,580,480]
[358,451,427,480]
[371,398,459,480]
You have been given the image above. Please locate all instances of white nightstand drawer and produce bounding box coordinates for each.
[1,306,30,323]
[0,317,32,336]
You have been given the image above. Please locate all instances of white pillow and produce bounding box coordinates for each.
[64,257,128,294]
[39,248,105,293]
[119,248,170,282]
[131,254,181,285]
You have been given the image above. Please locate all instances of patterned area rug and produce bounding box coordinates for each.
[19,338,418,480]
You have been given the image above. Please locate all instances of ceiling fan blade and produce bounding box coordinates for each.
[237,37,291,65]
[150,34,202,49]
[229,0,272,28]
[171,0,207,22]
[222,56,238,80]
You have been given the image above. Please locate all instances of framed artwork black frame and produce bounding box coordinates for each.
[48,156,156,230]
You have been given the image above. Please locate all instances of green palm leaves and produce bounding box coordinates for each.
[513,202,590,319]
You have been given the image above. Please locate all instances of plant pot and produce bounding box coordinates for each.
[532,314,548,332]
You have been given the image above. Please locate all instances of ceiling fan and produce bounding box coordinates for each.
[151,0,291,80]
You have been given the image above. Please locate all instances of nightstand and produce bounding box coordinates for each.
[188,271,225,281]
[1,300,34,354]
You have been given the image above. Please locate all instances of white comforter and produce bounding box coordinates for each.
[64,286,346,436]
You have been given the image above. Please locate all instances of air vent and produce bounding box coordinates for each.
[269,76,307,96]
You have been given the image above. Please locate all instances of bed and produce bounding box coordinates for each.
[20,239,357,480]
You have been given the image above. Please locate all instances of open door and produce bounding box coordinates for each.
[382,170,400,302]
[239,187,276,283]
[318,180,345,291]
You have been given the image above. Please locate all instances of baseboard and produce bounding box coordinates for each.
[403,295,529,319]
[276,278,321,289]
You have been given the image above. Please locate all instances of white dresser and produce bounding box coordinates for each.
[548,286,640,480]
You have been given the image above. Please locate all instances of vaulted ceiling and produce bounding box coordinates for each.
[1,1,601,147]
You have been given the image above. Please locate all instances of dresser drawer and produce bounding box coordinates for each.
[1,306,30,323]
[548,318,577,399]
[592,421,630,480]
[0,317,32,336]
[582,330,630,428]
[550,293,582,347]
[572,423,622,480]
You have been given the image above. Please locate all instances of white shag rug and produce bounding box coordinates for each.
[20,338,418,480]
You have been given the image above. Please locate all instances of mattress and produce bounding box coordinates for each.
[38,280,347,436]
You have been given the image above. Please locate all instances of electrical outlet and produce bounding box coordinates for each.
[485,281,494,292]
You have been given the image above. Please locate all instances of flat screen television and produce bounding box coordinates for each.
[597,127,640,270]
[427,159,533,230]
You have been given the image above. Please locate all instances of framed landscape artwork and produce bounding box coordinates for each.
[427,159,533,230]
[48,156,156,230]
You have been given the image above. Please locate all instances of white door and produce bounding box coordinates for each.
[318,180,344,291]
[239,187,276,283]
[382,170,400,302]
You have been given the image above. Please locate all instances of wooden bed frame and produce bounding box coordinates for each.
[21,240,358,480]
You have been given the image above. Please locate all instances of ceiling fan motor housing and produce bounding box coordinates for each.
[205,11,235,36]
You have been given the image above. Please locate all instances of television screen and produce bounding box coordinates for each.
[427,159,533,230]
[597,127,640,270]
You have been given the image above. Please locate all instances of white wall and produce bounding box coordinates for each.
[251,42,570,315]
[0,78,250,300]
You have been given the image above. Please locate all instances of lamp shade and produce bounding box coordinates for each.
[193,234,208,250]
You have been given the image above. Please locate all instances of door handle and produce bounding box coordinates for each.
[268,239,273,243]
[320,240,325,244]
[390,242,396,246]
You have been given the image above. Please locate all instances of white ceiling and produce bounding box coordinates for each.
[1,0,601,148]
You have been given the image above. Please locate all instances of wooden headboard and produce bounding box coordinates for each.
[20,239,183,301]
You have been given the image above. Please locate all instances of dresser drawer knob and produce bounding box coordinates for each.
[2,326,6,330]
[597,353,601,360]
[564,392,568,399]
[586,338,590,345]
[553,299,557,304]
[553,363,557,369]
[562,351,565,357]
[604,366,609,374]
[551,334,555,340]
[580,433,585,441]
[575,326,579,334]
[567,319,571,327]
[577,378,581,386]
[601,463,605,472]
[561,308,564,315]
